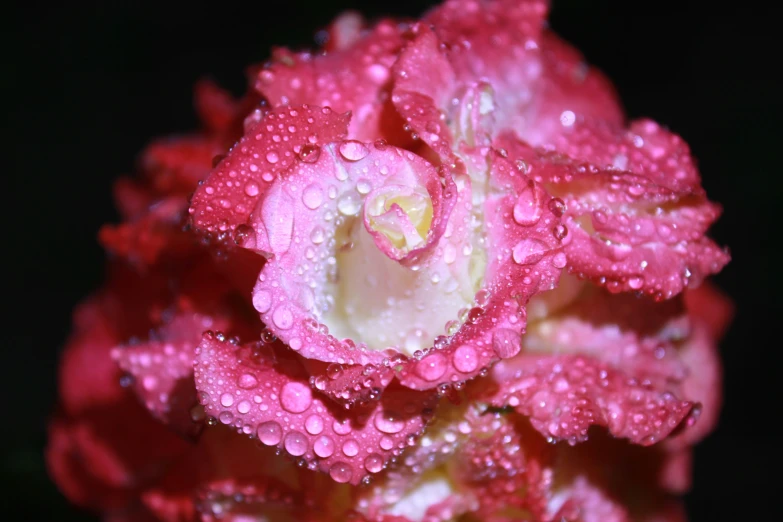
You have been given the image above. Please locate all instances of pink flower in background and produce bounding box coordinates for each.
[47,1,731,520]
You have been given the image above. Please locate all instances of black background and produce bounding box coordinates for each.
[5,0,779,519]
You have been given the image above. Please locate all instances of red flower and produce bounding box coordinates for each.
[48,1,731,520]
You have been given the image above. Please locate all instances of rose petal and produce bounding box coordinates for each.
[193,333,437,485]
[249,140,456,368]
[496,131,729,299]
[490,354,693,445]
[396,151,564,389]
[520,31,624,145]
[113,313,227,439]
[254,15,406,141]
[410,0,622,150]
[664,283,732,451]
[392,27,458,161]
[189,105,350,238]
[423,0,547,141]
[524,286,690,387]
[99,196,192,267]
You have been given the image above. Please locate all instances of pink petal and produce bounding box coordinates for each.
[414,0,622,147]
[99,196,192,267]
[189,105,350,238]
[249,140,454,368]
[113,313,226,439]
[664,284,732,451]
[519,31,624,145]
[391,27,457,161]
[490,354,693,445]
[395,151,565,390]
[496,131,729,299]
[254,15,406,141]
[523,287,690,388]
[193,333,437,485]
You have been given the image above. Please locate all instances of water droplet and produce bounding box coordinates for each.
[310,227,325,244]
[280,382,313,413]
[492,329,521,359]
[453,345,479,373]
[272,306,294,329]
[303,184,323,209]
[284,431,308,456]
[314,435,335,458]
[512,238,548,265]
[218,411,234,424]
[513,183,542,225]
[342,439,359,457]
[338,140,370,161]
[237,400,251,414]
[416,353,447,381]
[548,198,566,217]
[553,224,568,241]
[628,275,644,289]
[266,151,280,164]
[356,179,372,194]
[220,393,234,407]
[374,411,405,434]
[238,373,258,389]
[298,144,321,163]
[326,363,344,379]
[233,224,254,246]
[305,414,324,435]
[329,462,353,483]
[364,454,383,473]
[337,192,362,216]
[333,419,353,435]
[552,252,567,268]
[252,290,272,313]
[379,436,394,450]
[244,182,260,197]
[257,421,283,445]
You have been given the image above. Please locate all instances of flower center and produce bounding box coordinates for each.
[318,176,483,356]
[365,185,434,253]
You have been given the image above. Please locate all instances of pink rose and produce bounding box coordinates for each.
[48,1,731,520]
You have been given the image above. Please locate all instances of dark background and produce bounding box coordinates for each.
[5,0,779,519]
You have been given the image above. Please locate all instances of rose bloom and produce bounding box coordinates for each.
[47,1,732,521]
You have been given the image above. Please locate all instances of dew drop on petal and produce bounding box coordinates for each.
[272,306,294,330]
[298,144,321,163]
[252,291,272,313]
[513,185,542,225]
[552,252,568,268]
[280,382,313,413]
[342,439,359,457]
[303,184,324,210]
[220,393,234,407]
[257,421,283,445]
[364,454,384,473]
[416,353,447,381]
[284,430,308,456]
[512,238,548,265]
[338,140,370,161]
[305,414,324,435]
[374,411,405,434]
[314,435,335,458]
[492,329,522,359]
[453,345,479,373]
[337,192,362,216]
[329,462,353,483]
[244,182,260,197]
